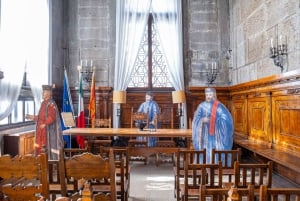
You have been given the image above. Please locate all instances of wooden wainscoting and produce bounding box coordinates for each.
[230,69,300,185]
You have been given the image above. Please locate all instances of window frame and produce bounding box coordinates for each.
[127,13,174,93]
[0,73,36,131]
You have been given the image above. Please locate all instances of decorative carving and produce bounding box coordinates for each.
[287,88,300,94]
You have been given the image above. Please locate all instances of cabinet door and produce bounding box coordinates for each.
[247,93,272,142]
[19,132,35,155]
[23,133,34,154]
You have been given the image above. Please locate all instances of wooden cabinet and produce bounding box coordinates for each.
[3,131,35,156]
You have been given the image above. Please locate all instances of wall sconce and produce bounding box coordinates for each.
[172,90,186,117]
[206,61,219,85]
[270,35,287,72]
[224,49,232,60]
[79,60,94,83]
[113,90,126,116]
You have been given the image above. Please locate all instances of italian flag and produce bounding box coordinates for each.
[76,73,85,148]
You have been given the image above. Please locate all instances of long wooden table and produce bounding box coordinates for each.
[63,128,192,162]
[62,128,192,138]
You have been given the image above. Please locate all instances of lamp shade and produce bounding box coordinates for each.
[172,90,186,103]
[113,90,126,103]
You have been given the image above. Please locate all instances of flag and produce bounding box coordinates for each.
[89,70,96,128]
[76,72,85,148]
[61,69,74,148]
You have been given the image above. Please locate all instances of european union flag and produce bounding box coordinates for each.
[61,69,74,148]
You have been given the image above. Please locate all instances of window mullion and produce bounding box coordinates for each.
[148,14,153,90]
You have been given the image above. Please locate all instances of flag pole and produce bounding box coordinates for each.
[89,65,96,128]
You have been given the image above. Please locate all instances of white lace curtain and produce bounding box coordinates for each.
[113,0,151,127]
[152,0,187,128]
[113,0,186,128]
[0,0,49,120]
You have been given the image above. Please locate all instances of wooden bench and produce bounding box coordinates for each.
[259,185,300,201]
[0,153,49,200]
[234,135,300,185]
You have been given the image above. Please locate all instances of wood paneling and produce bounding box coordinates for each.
[272,95,300,153]
[229,69,300,185]
[121,91,178,128]
[247,95,271,143]
[231,94,248,137]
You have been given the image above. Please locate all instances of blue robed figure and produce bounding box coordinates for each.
[192,88,233,163]
[135,91,160,147]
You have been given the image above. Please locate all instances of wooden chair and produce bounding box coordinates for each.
[173,149,207,201]
[233,161,273,197]
[199,184,255,201]
[0,153,49,201]
[99,146,130,201]
[211,148,242,183]
[259,185,300,201]
[130,107,149,129]
[88,117,112,154]
[60,149,117,201]
[63,139,88,157]
[180,161,223,201]
[128,107,149,163]
[155,108,177,164]
[49,159,65,200]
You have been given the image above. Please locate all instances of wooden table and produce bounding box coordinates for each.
[63,128,192,160]
[63,128,191,137]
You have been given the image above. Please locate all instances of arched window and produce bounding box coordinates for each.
[128,13,172,89]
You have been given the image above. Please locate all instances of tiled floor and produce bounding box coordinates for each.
[128,155,299,201]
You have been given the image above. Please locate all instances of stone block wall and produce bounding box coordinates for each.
[65,0,115,88]
[229,0,300,85]
[51,0,299,88]
[185,0,231,87]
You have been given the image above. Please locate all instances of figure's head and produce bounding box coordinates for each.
[42,85,53,100]
[145,91,153,102]
[205,87,216,102]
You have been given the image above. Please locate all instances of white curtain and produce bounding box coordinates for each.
[113,0,151,127]
[25,0,49,110]
[113,0,186,128]
[0,0,49,120]
[152,0,187,128]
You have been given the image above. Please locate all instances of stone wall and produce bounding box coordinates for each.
[229,0,300,85]
[52,0,300,88]
[185,0,230,87]
[51,0,66,86]
[65,0,115,88]
[59,0,231,88]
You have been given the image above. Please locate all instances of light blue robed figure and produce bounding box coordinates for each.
[136,91,160,147]
[192,88,233,163]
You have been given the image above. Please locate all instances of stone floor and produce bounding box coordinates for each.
[128,156,176,201]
